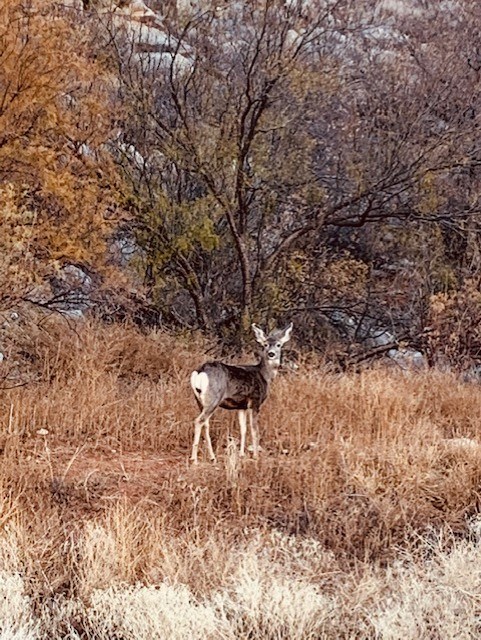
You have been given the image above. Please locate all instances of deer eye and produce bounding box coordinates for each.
[276,342,281,348]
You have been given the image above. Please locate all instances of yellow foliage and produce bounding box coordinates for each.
[0,184,39,301]
[0,0,121,303]
[323,256,369,296]
[428,280,481,365]
[416,171,446,215]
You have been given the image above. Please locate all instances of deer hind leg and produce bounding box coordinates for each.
[238,410,247,457]
[204,418,216,462]
[248,408,259,458]
[190,371,220,464]
[191,392,223,464]
[191,406,216,464]
[191,414,204,464]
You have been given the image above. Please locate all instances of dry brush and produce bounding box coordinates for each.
[0,317,481,637]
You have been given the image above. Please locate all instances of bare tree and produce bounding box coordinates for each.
[104,0,481,355]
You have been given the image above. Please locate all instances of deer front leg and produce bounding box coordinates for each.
[248,408,259,458]
[238,410,247,457]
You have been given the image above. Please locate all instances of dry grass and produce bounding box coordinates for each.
[1,314,481,637]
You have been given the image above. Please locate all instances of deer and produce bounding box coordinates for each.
[189,322,293,464]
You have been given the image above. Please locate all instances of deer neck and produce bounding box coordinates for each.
[258,355,280,384]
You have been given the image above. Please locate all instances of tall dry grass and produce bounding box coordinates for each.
[0,314,481,637]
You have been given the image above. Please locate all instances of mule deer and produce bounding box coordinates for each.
[190,323,293,464]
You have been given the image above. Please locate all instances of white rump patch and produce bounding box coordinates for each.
[190,371,209,403]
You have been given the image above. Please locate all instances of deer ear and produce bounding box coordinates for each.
[252,323,268,346]
[279,322,293,345]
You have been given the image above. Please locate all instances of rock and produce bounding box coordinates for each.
[48,263,96,314]
[388,347,426,370]
[442,437,480,452]
[462,365,481,384]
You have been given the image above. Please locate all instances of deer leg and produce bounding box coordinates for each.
[248,408,259,458]
[238,410,247,457]
[204,418,216,462]
[191,415,204,464]
[191,407,215,464]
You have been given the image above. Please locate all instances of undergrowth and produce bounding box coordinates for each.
[0,312,481,637]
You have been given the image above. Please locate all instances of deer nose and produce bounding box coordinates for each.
[268,351,276,359]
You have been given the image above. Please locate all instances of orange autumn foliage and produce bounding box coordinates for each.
[0,0,121,302]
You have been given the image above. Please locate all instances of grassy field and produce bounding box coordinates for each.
[1,315,481,638]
